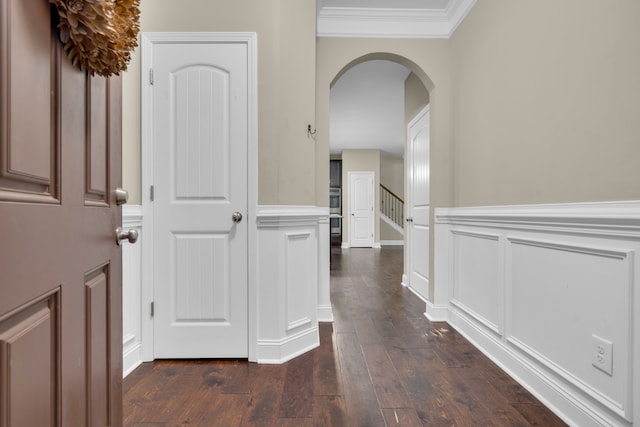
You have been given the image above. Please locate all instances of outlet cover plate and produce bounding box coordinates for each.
[591,334,613,376]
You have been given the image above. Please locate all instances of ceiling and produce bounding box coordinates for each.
[330,60,411,157]
[322,0,475,158]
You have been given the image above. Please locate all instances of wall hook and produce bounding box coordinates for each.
[307,124,317,138]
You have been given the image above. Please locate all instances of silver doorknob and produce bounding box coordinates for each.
[116,227,139,245]
[232,211,243,223]
[406,217,413,222]
[115,188,129,205]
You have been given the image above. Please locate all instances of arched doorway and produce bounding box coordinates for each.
[316,47,440,301]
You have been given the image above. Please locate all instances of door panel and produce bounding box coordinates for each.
[0,1,123,425]
[86,76,110,205]
[0,0,59,203]
[0,293,58,427]
[407,106,430,299]
[349,171,374,247]
[153,41,248,358]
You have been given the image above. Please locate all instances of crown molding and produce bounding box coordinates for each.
[317,0,476,39]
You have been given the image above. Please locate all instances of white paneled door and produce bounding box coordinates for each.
[406,106,430,300]
[151,37,249,358]
[349,171,375,248]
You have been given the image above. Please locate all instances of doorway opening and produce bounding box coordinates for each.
[328,56,430,301]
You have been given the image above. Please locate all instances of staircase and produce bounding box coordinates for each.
[380,184,404,235]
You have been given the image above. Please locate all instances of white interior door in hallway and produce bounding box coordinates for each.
[405,105,430,300]
[348,171,375,248]
[149,35,249,358]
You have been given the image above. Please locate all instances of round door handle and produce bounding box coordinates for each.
[406,217,413,222]
[232,211,243,223]
[116,227,139,245]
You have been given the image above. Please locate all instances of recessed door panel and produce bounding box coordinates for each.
[85,267,111,427]
[85,76,109,205]
[173,234,229,322]
[0,0,59,202]
[173,67,229,201]
[0,294,58,427]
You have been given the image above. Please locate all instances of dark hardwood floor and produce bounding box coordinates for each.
[123,245,567,426]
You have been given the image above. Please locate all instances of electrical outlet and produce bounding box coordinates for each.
[591,335,613,376]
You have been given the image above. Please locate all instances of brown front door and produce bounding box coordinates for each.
[0,1,123,426]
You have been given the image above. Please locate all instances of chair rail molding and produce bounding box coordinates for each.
[434,200,640,427]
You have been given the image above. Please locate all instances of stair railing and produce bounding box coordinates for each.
[380,184,404,229]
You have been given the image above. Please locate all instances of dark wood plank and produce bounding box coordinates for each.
[279,352,314,418]
[382,408,424,427]
[313,323,343,396]
[123,246,567,427]
[336,332,386,426]
[313,395,348,427]
[361,343,412,409]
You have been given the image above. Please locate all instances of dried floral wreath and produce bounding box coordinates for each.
[49,0,141,77]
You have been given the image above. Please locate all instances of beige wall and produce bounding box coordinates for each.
[341,149,380,245]
[122,0,317,205]
[380,154,404,198]
[451,0,640,206]
[380,154,404,241]
[404,72,430,125]
[380,220,402,241]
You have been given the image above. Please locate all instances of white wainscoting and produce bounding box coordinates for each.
[122,205,331,372]
[122,205,143,377]
[318,216,334,322]
[255,206,329,363]
[434,201,640,427]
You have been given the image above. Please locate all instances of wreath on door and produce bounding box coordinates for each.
[50,0,141,77]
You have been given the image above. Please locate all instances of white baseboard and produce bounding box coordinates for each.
[317,304,334,322]
[256,327,319,364]
[425,300,449,322]
[341,242,350,249]
[380,240,404,246]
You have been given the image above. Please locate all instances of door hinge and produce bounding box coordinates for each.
[149,68,154,85]
[150,185,154,202]
[150,301,154,318]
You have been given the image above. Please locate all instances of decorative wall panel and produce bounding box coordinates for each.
[435,201,640,426]
[451,230,501,334]
[285,232,313,331]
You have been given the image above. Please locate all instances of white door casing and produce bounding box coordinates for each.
[349,171,375,248]
[141,33,258,360]
[405,105,430,300]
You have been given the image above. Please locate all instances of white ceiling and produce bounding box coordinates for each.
[324,1,476,158]
[330,60,411,157]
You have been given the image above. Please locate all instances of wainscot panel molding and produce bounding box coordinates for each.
[256,206,329,363]
[122,205,143,377]
[123,205,330,372]
[434,201,640,427]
